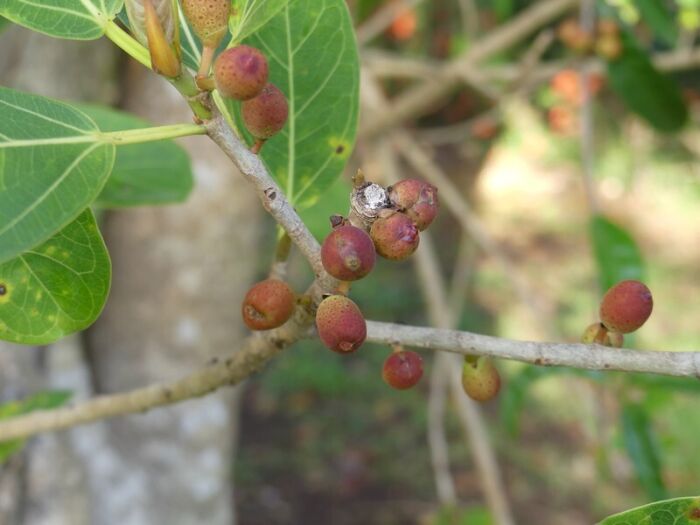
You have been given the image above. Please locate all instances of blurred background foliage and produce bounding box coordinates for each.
[233,0,700,523]
[1,0,700,523]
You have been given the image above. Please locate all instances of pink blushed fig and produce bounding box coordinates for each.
[242,83,289,139]
[242,279,295,330]
[370,211,419,261]
[321,224,376,281]
[387,179,438,230]
[214,45,269,100]
[599,280,653,334]
[382,350,423,390]
[315,295,366,354]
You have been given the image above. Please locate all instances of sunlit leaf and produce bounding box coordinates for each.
[0,87,115,265]
[598,496,700,524]
[225,0,359,209]
[0,0,123,40]
[0,209,111,345]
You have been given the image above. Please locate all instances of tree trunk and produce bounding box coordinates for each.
[0,23,263,525]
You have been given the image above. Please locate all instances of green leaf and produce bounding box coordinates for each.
[0,86,115,265]
[229,0,290,43]
[0,209,111,345]
[607,33,688,133]
[226,0,360,209]
[0,390,72,463]
[78,104,193,208]
[590,215,644,292]
[636,0,678,46]
[598,496,700,524]
[621,403,668,501]
[0,0,123,40]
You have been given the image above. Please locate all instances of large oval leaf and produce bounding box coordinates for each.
[599,496,700,524]
[79,104,194,208]
[0,209,111,345]
[225,0,360,209]
[0,87,115,265]
[0,0,123,40]
[608,33,688,133]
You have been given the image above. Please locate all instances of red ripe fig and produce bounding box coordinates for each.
[462,356,501,402]
[321,224,376,281]
[181,0,230,48]
[315,295,366,353]
[387,179,438,230]
[214,45,269,100]
[370,211,419,261]
[242,83,289,139]
[241,279,295,330]
[382,350,423,390]
[599,280,653,334]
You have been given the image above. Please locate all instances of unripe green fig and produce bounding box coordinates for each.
[181,0,230,48]
[387,179,438,231]
[370,211,419,261]
[214,45,269,100]
[321,224,376,281]
[315,295,366,353]
[462,356,501,402]
[241,279,295,330]
[382,350,423,390]
[581,322,624,348]
[605,331,624,348]
[599,280,653,334]
[581,322,607,344]
[242,83,289,139]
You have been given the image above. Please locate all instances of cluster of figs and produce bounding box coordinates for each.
[240,178,502,401]
[181,0,288,147]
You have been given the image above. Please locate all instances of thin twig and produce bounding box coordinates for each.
[365,322,700,378]
[392,131,550,323]
[379,141,459,507]
[578,0,600,214]
[415,229,517,525]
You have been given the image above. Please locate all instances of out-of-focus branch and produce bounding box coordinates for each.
[578,0,600,214]
[414,228,517,525]
[364,47,700,84]
[363,0,581,137]
[378,120,514,522]
[392,131,549,321]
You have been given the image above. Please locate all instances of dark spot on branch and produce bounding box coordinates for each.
[264,187,276,201]
[534,358,543,365]
[225,358,234,367]
[0,284,6,295]
[335,145,345,154]
[163,388,173,400]
[208,357,219,365]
